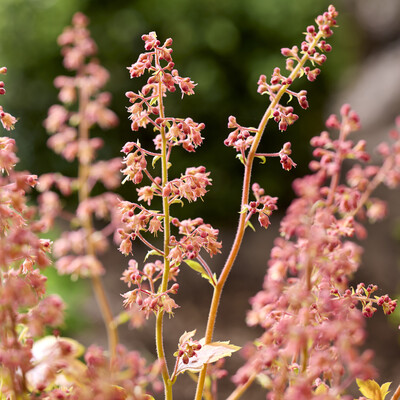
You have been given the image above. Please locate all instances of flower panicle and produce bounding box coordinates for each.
[236,108,400,399]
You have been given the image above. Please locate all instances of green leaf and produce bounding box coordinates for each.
[246,220,256,232]
[236,153,245,165]
[144,249,162,261]
[175,339,240,376]
[170,198,184,207]
[255,155,266,164]
[239,205,249,214]
[152,155,161,168]
[183,259,215,287]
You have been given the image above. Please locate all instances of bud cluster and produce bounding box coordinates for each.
[245,183,278,229]
[174,330,202,365]
[255,6,338,133]
[331,283,397,318]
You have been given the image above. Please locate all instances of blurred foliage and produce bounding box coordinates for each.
[1,0,362,225]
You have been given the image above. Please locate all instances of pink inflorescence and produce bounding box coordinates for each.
[120,31,221,328]
[234,103,400,398]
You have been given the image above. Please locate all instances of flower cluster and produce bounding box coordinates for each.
[121,258,180,318]
[40,12,122,279]
[243,183,278,229]
[125,32,203,152]
[235,106,400,399]
[0,68,65,399]
[169,217,222,262]
[120,32,221,316]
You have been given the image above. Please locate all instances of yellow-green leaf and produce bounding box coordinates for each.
[183,260,215,287]
[246,220,256,232]
[255,155,266,164]
[152,155,161,168]
[236,154,245,165]
[314,383,328,395]
[144,249,162,261]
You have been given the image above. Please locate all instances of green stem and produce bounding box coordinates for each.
[154,50,173,400]
[194,30,325,400]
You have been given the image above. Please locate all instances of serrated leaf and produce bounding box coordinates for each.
[152,155,161,168]
[356,378,383,400]
[175,339,240,376]
[144,249,162,261]
[255,155,266,164]
[236,153,245,165]
[246,220,256,232]
[183,260,215,287]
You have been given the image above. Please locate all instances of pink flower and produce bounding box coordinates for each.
[0,110,17,130]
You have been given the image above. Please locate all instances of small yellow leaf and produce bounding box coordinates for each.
[314,383,328,394]
[356,378,382,400]
[380,382,392,400]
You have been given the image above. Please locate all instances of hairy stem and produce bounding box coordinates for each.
[154,51,173,400]
[195,30,325,400]
[226,373,257,400]
[391,383,400,400]
[77,86,118,364]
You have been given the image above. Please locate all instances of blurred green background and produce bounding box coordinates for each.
[1,0,361,222]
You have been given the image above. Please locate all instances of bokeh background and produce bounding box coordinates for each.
[1,0,400,398]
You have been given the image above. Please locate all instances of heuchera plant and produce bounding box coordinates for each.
[1,5,400,400]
